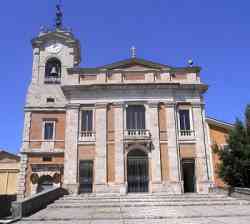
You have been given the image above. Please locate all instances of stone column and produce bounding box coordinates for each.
[63,104,79,194]
[192,103,212,193]
[94,103,108,192]
[165,102,182,194]
[148,102,162,192]
[113,103,126,194]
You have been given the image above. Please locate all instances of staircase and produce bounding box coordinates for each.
[17,193,250,223]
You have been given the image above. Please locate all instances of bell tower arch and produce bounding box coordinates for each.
[31,31,81,85]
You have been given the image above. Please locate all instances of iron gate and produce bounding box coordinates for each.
[127,156,149,193]
[79,160,93,193]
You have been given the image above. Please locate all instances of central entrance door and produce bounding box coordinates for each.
[182,159,196,193]
[79,160,93,193]
[127,149,149,193]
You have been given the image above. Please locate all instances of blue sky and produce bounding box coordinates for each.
[0,1,249,154]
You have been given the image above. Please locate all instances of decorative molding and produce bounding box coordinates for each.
[112,102,124,108]
[147,101,159,108]
[66,103,80,109]
[191,102,205,108]
[164,102,176,108]
[95,102,108,109]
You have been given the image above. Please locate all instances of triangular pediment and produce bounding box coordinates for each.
[0,151,20,162]
[98,58,172,71]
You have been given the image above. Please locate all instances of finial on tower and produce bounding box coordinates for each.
[130,46,136,58]
[55,1,63,29]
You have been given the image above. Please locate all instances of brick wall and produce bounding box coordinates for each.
[179,144,196,158]
[209,124,229,187]
[30,112,65,149]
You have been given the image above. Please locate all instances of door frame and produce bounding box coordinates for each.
[79,160,94,193]
[181,158,196,193]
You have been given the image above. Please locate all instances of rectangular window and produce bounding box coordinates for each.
[44,121,55,140]
[43,156,52,162]
[126,105,145,130]
[179,109,191,130]
[81,110,93,131]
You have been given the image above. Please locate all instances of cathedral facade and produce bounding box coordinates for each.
[17,14,233,199]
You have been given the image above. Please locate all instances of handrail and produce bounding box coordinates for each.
[11,187,67,219]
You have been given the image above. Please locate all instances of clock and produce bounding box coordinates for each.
[46,42,63,54]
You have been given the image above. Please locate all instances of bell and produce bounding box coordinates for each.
[50,66,57,76]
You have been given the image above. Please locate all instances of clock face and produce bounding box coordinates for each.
[46,42,63,54]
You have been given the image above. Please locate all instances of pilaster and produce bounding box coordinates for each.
[192,103,213,193]
[113,102,126,194]
[22,112,32,151]
[63,104,79,194]
[165,102,182,194]
[31,48,40,83]
[17,153,28,200]
[94,102,108,192]
[148,102,162,192]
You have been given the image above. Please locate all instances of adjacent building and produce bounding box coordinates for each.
[16,7,233,199]
[0,150,20,195]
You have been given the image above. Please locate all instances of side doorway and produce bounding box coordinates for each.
[79,160,93,193]
[182,159,196,193]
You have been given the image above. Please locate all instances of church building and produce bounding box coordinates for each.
[17,5,233,199]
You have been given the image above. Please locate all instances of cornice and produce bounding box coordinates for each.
[24,107,66,112]
[95,102,108,109]
[206,117,234,130]
[148,101,160,108]
[66,103,80,109]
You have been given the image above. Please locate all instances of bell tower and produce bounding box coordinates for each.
[30,2,81,85]
[18,3,81,200]
[25,3,81,107]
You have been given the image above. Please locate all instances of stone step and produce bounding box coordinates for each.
[49,200,250,208]
[62,194,227,200]
[55,197,236,204]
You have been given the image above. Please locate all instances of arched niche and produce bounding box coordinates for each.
[45,58,62,78]
[36,175,54,193]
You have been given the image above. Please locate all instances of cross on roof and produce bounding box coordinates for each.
[55,1,63,29]
[130,46,136,58]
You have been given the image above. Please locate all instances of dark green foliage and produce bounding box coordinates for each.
[214,105,250,188]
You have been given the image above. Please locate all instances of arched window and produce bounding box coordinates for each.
[45,58,61,83]
[37,175,54,193]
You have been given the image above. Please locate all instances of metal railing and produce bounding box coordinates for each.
[179,130,195,137]
[125,129,151,138]
[79,131,96,142]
